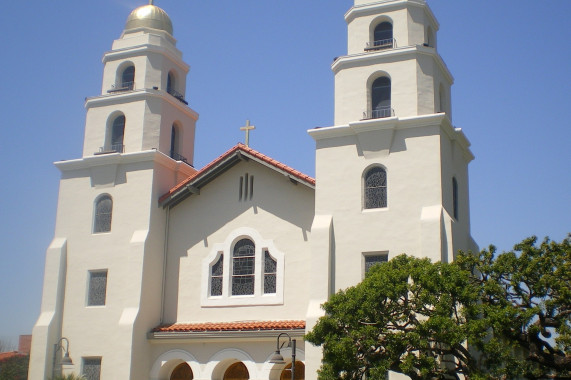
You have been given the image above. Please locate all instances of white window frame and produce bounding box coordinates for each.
[201,227,284,307]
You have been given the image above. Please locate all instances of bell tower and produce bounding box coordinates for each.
[29,3,197,379]
[82,2,198,165]
[306,1,477,378]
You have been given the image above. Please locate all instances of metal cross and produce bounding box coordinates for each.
[149,0,154,5]
[240,120,256,147]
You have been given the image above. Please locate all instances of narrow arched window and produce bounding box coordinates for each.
[121,66,135,90]
[210,254,223,296]
[232,239,255,295]
[438,84,445,113]
[167,72,175,95]
[452,177,459,220]
[426,27,435,48]
[364,167,387,209]
[94,195,112,233]
[111,116,125,152]
[374,22,393,48]
[170,125,179,158]
[371,77,391,118]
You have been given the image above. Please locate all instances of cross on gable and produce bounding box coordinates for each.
[240,120,256,147]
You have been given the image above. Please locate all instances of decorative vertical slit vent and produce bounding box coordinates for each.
[239,173,254,201]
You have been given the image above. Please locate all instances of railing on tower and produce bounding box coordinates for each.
[107,81,135,93]
[96,144,125,155]
[170,151,189,163]
[365,38,396,51]
[167,89,189,105]
[362,107,395,120]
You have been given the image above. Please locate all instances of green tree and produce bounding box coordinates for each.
[306,235,571,380]
[457,235,571,378]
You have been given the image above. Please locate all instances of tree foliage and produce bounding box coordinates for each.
[0,354,29,380]
[306,235,570,380]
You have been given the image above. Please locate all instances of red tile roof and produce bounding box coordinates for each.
[159,143,315,205]
[0,351,27,361]
[153,320,306,333]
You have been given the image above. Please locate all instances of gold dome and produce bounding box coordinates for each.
[125,4,173,35]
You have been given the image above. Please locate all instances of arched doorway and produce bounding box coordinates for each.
[224,362,249,380]
[171,362,193,380]
[280,361,305,380]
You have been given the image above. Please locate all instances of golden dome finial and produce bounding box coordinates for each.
[125,2,173,35]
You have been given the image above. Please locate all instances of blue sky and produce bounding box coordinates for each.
[0,1,569,346]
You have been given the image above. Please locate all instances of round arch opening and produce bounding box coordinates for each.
[279,361,305,380]
[223,362,250,380]
[170,362,193,380]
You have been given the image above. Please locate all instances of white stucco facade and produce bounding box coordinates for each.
[29,1,477,379]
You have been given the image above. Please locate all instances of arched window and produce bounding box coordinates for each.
[426,27,435,48]
[232,239,255,296]
[167,72,175,95]
[371,77,391,118]
[171,124,180,159]
[374,22,393,48]
[452,177,459,220]
[264,250,277,294]
[364,167,387,209]
[223,362,249,380]
[438,84,445,113]
[210,254,223,296]
[111,115,125,152]
[121,66,135,90]
[280,362,305,380]
[171,363,193,380]
[94,195,113,233]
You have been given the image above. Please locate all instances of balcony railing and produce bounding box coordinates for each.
[107,82,135,93]
[170,151,188,163]
[96,144,125,154]
[167,89,189,105]
[365,38,396,51]
[362,107,394,120]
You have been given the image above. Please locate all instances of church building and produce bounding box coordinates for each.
[29,0,477,379]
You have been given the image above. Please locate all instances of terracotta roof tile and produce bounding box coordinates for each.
[153,320,306,333]
[0,351,26,361]
[159,144,315,204]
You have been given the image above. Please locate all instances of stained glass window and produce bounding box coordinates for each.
[264,250,277,294]
[364,167,387,209]
[365,254,388,273]
[232,239,255,295]
[83,357,102,380]
[88,271,107,306]
[94,195,112,233]
[211,254,223,296]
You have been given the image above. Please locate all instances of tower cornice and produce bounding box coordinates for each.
[345,0,438,30]
[102,43,188,73]
[331,44,453,84]
[308,113,474,162]
[84,88,199,121]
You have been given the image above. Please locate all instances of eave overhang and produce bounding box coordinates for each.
[159,144,315,209]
